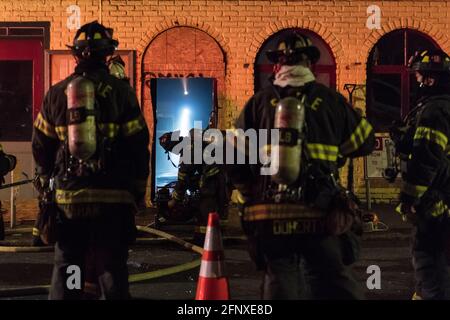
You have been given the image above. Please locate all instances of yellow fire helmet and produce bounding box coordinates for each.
[108,55,126,80]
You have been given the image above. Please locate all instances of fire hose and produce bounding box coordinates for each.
[0,178,35,190]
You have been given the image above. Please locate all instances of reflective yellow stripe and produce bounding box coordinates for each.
[122,116,146,136]
[32,227,40,236]
[55,126,67,141]
[194,226,207,234]
[98,123,120,138]
[430,201,448,217]
[243,203,325,221]
[34,112,57,139]
[235,190,247,205]
[55,123,125,141]
[172,190,183,201]
[204,167,220,177]
[306,143,338,161]
[401,182,428,198]
[412,292,423,300]
[55,189,134,204]
[0,144,3,152]
[414,126,448,150]
[340,118,373,155]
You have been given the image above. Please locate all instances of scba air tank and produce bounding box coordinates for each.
[66,75,97,160]
[271,96,306,185]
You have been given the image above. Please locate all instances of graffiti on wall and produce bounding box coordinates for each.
[143,71,205,88]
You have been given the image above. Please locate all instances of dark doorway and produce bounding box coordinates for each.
[0,60,33,141]
[0,39,44,141]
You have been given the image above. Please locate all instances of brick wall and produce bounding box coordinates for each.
[1,0,450,202]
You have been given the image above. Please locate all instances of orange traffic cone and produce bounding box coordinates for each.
[195,212,229,300]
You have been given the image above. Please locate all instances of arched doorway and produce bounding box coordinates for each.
[254,28,336,92]
[141,26,226,135]
[366,29,440,132]
[140,26,226,201]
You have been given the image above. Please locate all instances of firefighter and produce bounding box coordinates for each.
[108,55,130,84]
[393,49,450,300]
[228,32,375,299]
[165,114,230,245]
[32,21,149,299]
[32,55,130,248]
[0,141,17,240]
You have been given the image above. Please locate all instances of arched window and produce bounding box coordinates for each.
[254,28,336,92]
[366,29,440,132]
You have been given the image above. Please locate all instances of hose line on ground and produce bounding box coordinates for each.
[0,225,204,297]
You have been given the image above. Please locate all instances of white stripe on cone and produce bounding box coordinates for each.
[204,226,223,251]
[199,260,226,278]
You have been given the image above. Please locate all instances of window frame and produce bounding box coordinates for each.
[44,49,136,93]
[366,29,440,130]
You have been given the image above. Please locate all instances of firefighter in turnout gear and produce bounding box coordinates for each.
[392,49,450,299]
[228,32,375,299]
[0,142,17,240]
[31,55,130,249]
[164,116,230,245]
[32,21,150,299]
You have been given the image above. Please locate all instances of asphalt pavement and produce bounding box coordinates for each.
[0,204,417,300]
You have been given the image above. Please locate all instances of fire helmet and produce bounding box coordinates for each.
[68,21,118,60]
[266,32,320,65]
[108,55,127,80]
[408,49,450,76]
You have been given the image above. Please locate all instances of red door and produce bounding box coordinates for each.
[0,39,44,141]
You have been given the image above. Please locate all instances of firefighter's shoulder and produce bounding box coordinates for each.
[105,71,133,90]
[307,82,347,105]
[421,95,450,119]
[50,73,79,92]
[251,85,277,103]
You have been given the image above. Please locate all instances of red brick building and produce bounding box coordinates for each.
[1,0,449,203]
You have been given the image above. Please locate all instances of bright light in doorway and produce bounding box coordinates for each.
[182,78,189,96]
[179,107,191,137]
